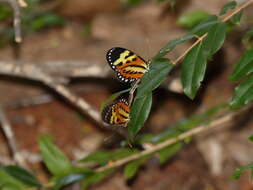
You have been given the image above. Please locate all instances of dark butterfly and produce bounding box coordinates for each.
[106,47,149,83]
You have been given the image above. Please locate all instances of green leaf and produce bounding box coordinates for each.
[100,88,131,112]
[54,173,89,190]
[242,27,253,49]
[230,48,253,81]
[182,21,226,100]
[0,169,27,190]
[3,166,40,187]
[202,22,226,58]
[219,1,237,15]
[159,142,183,164]
[79,148,139,165]
[232,163,253,179]
[39,136,73,176]
[128,93,152,138]
[31,13,65,31]
[230,74,253,108]
[231,11,243,25]
[79,151,109,165]
[249,134,253,142]
[181,42,206,99]
[0,5,12,20]
[177,10,211,29]
[136,58,173,98]
[81,169,114,190]
[190,15,219,36]
[123,155,150,179]
[154,34,195,59]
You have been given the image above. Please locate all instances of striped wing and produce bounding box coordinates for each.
[106,47,149,83]
[101,98,130,126]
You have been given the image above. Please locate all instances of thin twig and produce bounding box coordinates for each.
[0,0,23,42]
[171,34,207,65]
[0,104,28,168]
[95,109,244,172]
[128,80,140,106]
[0,62,102,125]
[221,0,253,22]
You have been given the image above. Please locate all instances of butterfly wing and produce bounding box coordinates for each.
[106,47,149,83]
[101,98,130,126]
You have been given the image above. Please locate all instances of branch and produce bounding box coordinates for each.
[0,104,28,168]
[171,0,253,65]
[0,62,102,125]
[95,108,246,172]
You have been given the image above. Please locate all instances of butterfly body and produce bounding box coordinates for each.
[106,47,149,83]
[102,98,130,126]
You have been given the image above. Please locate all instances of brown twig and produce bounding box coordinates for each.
[0,0,24,42]
[128,80,140,106]
[0,62,102,125]
[0,104,28,168]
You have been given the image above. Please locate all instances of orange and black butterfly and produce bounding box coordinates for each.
[101,98,130,126]
[106,47,149,83]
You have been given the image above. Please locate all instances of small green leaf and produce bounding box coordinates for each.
[202,22,226,58]
[232,163,253,179]
[81,169,114,190]
[177,10,211,29]
[128,93,152,138]
[242,27,253,49]
[0,5,12,20]
[190,15,219,36]
[249,134,253,142]
[154,34,195,59]
[230,48,253,81]
[54,173,89,190]
[31,13,65,31]
[136,58,173,99]
[109,148,139,160]
[100,88,131,112]
[39,136,73,176]
[0,169,27,190]
[3,166,40,187]
[230,75,253,108]
[219,1,237,15]
[159,142,183,164]
[79,151,110,165]
[79,148,139,165]
[181,42,206,99]
[231,11,243,25]
[123,155,150,179]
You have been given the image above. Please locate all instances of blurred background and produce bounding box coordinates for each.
[0,0,253,189]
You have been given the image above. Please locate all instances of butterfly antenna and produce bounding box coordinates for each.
[145,37,151,61]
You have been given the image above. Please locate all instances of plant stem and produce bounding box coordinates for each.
[96,108,245,172]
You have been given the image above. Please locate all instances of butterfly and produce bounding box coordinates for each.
[101,98,130,126]
[106,47,149,83]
